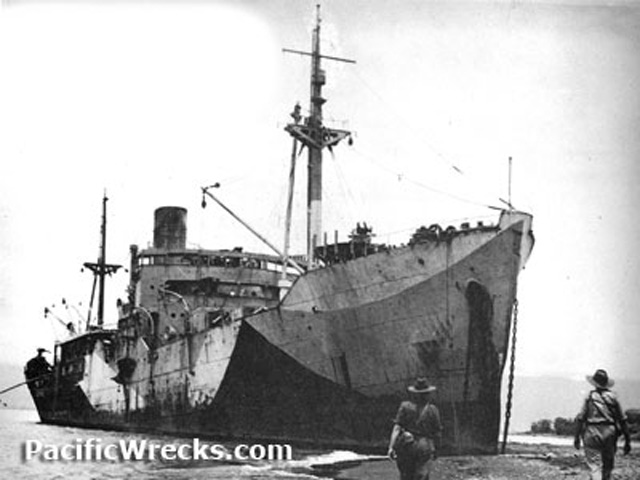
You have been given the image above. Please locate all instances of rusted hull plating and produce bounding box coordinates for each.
[27,212,533,454]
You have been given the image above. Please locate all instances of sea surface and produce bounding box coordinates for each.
[0,409,379,480]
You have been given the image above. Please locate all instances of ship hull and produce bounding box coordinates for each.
[248,212,533,452]
[28,321,387,449]
[27,212,533,454]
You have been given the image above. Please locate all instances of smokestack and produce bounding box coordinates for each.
[153,207,187,250]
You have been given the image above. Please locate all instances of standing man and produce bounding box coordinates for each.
[388,377,442,480]
[574,369,631,480]
[25,348,52,378]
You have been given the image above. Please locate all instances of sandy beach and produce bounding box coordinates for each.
[332,442,640,479]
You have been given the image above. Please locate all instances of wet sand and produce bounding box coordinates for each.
[332,442,640,479]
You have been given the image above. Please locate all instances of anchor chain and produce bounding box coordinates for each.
[501,298,519,454]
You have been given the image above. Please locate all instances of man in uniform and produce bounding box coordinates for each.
[574,369,631,480]
[25,348,52,377]
[388,377,442,480]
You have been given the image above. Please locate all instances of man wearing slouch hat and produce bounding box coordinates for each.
[388,377,442,480]
[574,369,631,480]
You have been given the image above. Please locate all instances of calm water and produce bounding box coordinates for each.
[0,409,377,480]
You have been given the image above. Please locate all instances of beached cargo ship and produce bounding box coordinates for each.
[25,8,534,454]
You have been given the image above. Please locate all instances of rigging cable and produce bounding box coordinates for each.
[326,151,360,228]
[350,69,465,176]
[349,146,501,210]
[348,68,514,208]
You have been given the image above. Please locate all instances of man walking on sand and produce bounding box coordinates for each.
[388,377,442,480]
[574,369,631,480]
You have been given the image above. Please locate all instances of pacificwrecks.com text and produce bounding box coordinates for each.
[23,438,293,462]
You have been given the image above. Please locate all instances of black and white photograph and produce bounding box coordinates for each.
[1,0,639,478]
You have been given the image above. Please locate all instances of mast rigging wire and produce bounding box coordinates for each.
[350,69,465,176]
[347,69,513,208]
[349,146,501,210]
[326,152,359,226]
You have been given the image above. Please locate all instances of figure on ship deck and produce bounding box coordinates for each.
[24,348,52,380]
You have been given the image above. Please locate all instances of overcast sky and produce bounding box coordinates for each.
[1,0,639,384]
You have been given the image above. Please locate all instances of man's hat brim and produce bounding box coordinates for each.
[407,385,436,394]
[587,375,614,388]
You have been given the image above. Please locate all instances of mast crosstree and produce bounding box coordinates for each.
[283,5,355,267]
[83,193,121,329]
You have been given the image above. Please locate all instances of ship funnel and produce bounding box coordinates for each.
[153,207,187,250]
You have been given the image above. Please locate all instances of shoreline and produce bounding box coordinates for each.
[3,410,638,479]
[331,441,640,479]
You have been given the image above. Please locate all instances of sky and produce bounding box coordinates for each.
[1,0,640,388]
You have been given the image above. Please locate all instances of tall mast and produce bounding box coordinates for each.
[283,5,354,267]
[98,194,108,325]
[84,193,121,328]
[307,6,324,265]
